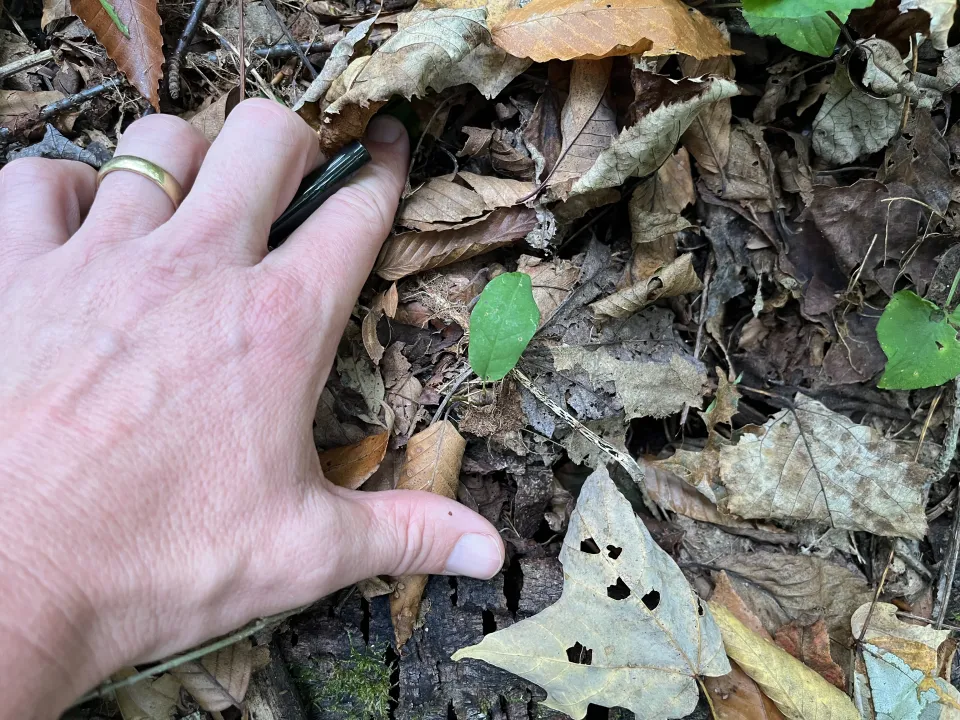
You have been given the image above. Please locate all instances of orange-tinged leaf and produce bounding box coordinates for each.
[490,0,735,62]
[318,431,390,490]
[375,206,538,281]
[774,618,846,690]
[72,0,164,108]
[390,420,466,648]
[703,663,787,720]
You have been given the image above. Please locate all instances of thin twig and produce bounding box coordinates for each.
[850,546,896,696]
[169,0,212,99]
[238,0,246,101]
[252,39,340,58]
[260,0,317,79]
[0,48,54,81]
[431,365,474,425]
[73,605,306,705]
[39,76,125,120]
[203,23,279,103]
[934,385,960,628]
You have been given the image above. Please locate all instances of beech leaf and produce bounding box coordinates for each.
[709,603,860,720]
[317,431,390,490]
[719,393,931,539]
[570,76,739,196]
[490,0,735,62]
[390,420,466,647]
[454,466,728,719]
[398,178,487,228]
[468,272,540,381]
[375,207,538,281]
[171,639,253,711]
[72,0,164,108]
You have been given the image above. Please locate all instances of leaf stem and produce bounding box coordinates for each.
[697,677,719,719]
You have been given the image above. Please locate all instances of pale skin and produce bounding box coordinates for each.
[0,101,505,719]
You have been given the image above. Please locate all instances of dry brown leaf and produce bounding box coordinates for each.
[171,639,253,711]
[382,343,423,442]
[398,178,486,229]
[318,431,390,489]
[375,206,538,281]
[114,671,181,720]
[361,285,398,364]
[710,603,860,720]
[490,128,536,179]
[517,254,581,326]
[774,619,846,690]
[719,394,931,539]
[548,58,616,197]
[643,459,729,525]
[458,171,535,209]
[678,20,734,175]
[490,0,734,61]
[41,0,71,27]
[72,0,164,108]
[391,420,466,647]
[294,15,378,111]
[187,87,240,143]
[415,0,519,27]
[702,123,779,210]
[590,253,701,320]
[0,90,62,133]
[712,571,773,641]
[460,126,495,157]
[523,82,562,182]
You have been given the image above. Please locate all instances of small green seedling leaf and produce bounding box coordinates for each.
[469,272,539,382]
[741,0,875,57]
[98,0,130,36]
[877,290,960,390]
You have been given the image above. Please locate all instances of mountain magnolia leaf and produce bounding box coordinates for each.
[468,272,540,381]
[72,0,163,108]
[709,603,860,720]
[490,0,735,61]
[719,393,930,538]
[571,75,739,196]
[391,420,466,647]
[877,289,960,389]
[375,206,538,280]
[453,466,730,719]
[171,640,253,711]
[741,0,875,57]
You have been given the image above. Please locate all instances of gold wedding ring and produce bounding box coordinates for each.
[97,155,184,209]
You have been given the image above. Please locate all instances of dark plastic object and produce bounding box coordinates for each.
[267,140,371,248]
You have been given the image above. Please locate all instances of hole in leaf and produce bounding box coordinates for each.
[580,538,601,554]
[586,705,609,720]
[607,577,631,600]
[482,609,497,635]
[606,545,622,559]
[937,340,945,350]
[641,589,661,611]
[698,600,705,616]
[566,642,593,665]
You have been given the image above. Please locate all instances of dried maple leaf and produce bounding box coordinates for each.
[390,420,466,647]
[72,0,163,108]
[718,394,930,538]
[710,604,859,720]
[454,466,730,719]
[375,206,538,281]
[490,0,735,61]
[171,640,253,711]
[317,431,390,490]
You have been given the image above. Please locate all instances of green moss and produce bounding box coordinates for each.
[290,645,393,720]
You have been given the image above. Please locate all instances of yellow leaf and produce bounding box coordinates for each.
[318,431,390,490]
[490,0,735,62]
[709,602,860,720]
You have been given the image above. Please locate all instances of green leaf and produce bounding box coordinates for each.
[468,272,539,381]
[741,0,875,57]
[877,290,960,390]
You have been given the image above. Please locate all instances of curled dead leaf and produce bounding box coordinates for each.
[590,253,701,320]
[375,207,538,281]
[391,420,466,647]
[318,431,391,490]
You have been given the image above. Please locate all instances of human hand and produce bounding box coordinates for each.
[0,100,504,718]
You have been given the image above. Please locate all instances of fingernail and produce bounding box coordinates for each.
[366,115,404,144]
[444,534,504,579]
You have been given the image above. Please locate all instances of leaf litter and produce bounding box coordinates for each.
[15,0,960,716]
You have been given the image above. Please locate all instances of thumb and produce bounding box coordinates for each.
[328,487,505,584]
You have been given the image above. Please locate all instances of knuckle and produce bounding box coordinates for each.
[327,184,393,241]
[0,157,65,189]
[123,112,203,147]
